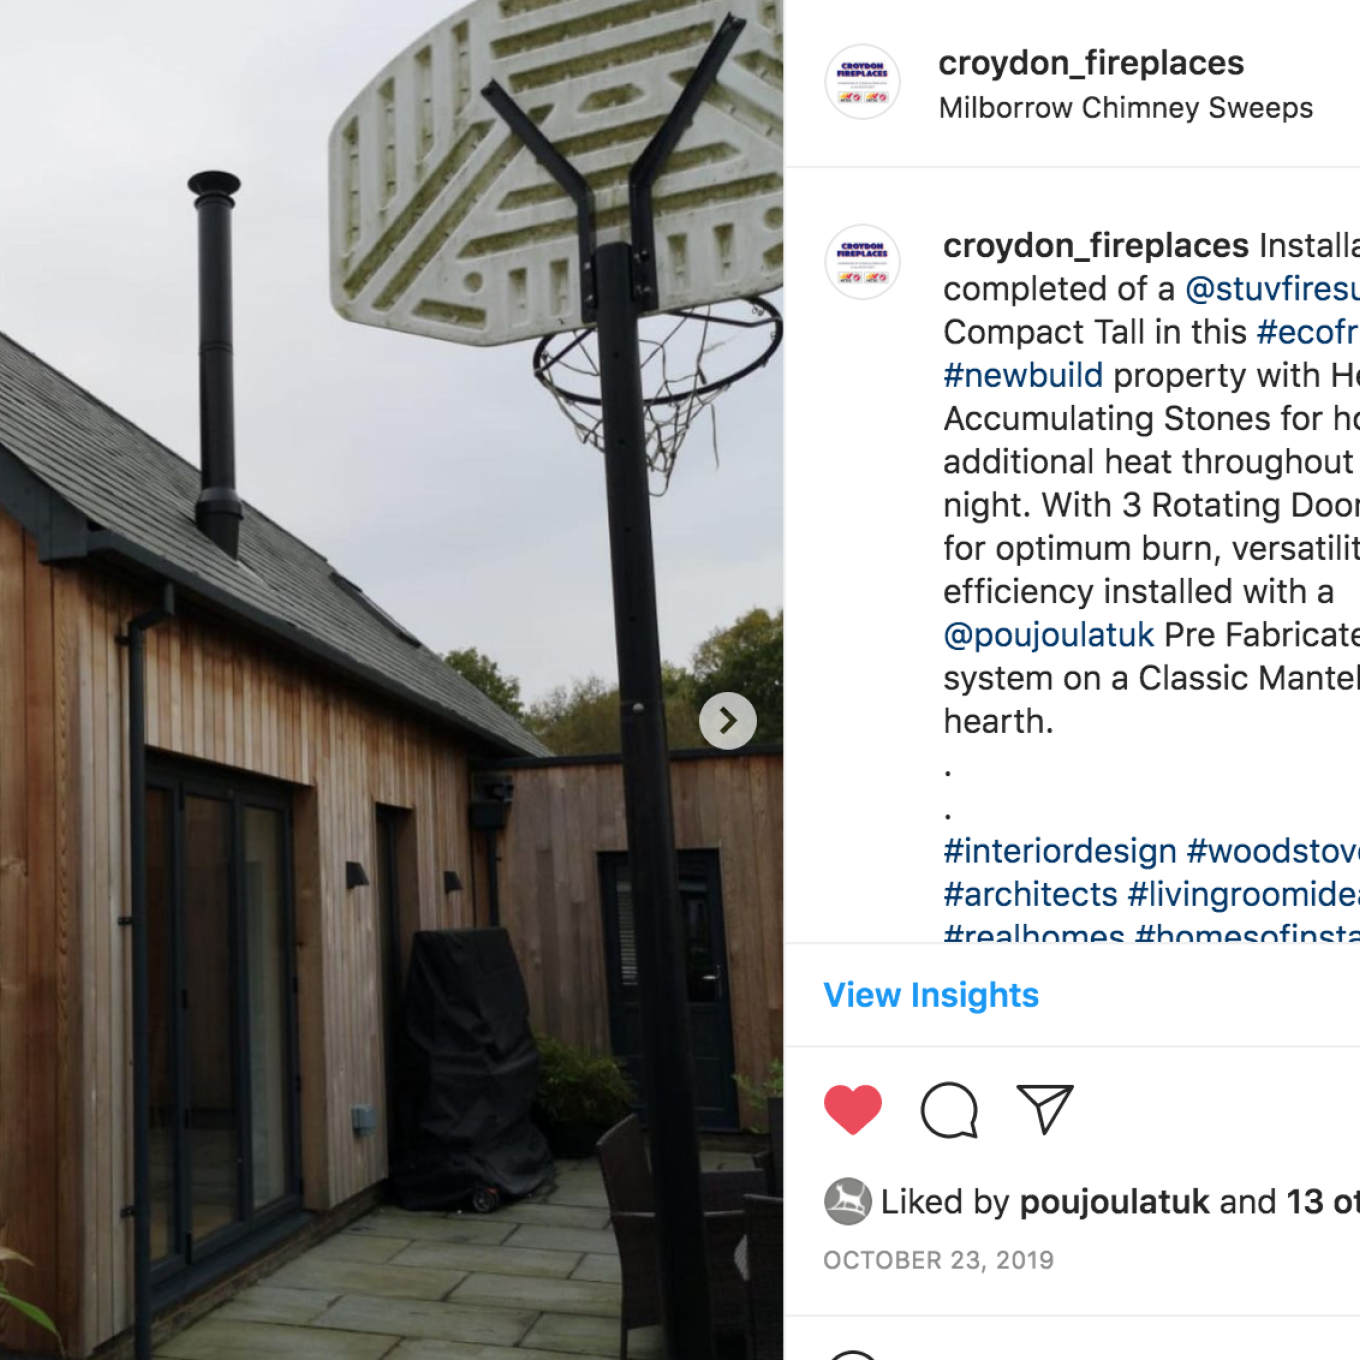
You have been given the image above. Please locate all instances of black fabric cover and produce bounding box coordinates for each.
[391,928,553,1209]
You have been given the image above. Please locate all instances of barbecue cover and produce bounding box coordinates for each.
[390,928,553,1208]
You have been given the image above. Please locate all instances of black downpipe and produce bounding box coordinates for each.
[120,582,175,1360]
[188,171,244,558]
[484,827,501,927]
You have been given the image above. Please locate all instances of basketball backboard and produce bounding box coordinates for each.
[329,0,782,348]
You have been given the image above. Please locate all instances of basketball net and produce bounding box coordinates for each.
[533,295,782,494]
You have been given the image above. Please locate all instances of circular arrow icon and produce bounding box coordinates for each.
[699,691,758,749]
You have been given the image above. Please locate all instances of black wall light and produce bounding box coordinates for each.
[443,870,463,893]
[346,861,370,889]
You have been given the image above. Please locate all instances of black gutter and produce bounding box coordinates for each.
[117,582,175,1360]
[473,742,784,771]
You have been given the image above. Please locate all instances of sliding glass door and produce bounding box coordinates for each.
[146,765,301,1281]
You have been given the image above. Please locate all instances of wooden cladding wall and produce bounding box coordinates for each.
[483,754,784,1130]
[0,511,479,1356]
[0,516,81,1357]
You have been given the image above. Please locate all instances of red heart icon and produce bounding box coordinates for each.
[824,1084,883,1135]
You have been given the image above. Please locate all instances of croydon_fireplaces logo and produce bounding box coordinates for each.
[826,227,900,298]
[826,44,899,119]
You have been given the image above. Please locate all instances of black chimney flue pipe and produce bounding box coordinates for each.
[188,170,244,557]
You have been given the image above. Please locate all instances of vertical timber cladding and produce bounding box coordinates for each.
[0,509,478,1356]
[486,752,783,1129]
[0,513,80,1357]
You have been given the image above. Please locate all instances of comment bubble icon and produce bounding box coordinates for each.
[920,1081,979,1139]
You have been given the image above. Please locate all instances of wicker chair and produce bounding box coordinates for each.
[596,1116,765,1358]
[743,1194,783,1360]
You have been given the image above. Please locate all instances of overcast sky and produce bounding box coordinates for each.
[0,0,782,700]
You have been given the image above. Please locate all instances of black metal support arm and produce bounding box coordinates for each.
[628,14,746,305]
[480,81,598,321]
[482,11,742,322]
[119,581,176,1360]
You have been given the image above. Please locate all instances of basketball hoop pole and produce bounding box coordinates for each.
[484,21,746,1358]
[596,239,714,1360]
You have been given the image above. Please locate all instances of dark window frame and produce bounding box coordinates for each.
[145,758,304,1291]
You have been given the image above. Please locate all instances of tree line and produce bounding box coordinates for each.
[446,606,783,755]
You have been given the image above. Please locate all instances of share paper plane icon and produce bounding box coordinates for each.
[1017,1085,1074,1135]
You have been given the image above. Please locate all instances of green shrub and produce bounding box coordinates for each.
[534,1032,635,1129]
[734,1059,783,1133]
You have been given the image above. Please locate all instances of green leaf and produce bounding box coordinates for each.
[0,1286,61,1338]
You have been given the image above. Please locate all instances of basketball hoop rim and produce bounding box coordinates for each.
[532,294,783,409]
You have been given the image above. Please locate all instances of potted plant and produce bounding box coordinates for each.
[735,1058,783,1133]
[533,1032,635,1158]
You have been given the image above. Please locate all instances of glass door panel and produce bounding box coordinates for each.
[182,794,241,1244]
[146,786,179,1264]
[146,766,300,1285]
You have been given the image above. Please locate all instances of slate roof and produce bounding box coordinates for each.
[0,331,550,757]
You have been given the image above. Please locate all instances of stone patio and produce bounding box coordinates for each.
[155,1151,753,1360]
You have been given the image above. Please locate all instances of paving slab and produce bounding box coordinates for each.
[389,1342,601,1360]
[157,1318,399,1360]
[570,1254,621,1284]
[349,1209,516,1245]
[450,1272,621,1317]
[391,1240,584,1278]
[545,1170,605,1189]
[315,1293,537,1347]
[493,1202,610,1230]
[520,1312,663,1358]
[545,1183,610,1210]
[270,1251,468,1300]
[501,1223,619,1255]
[209,1285,338,1326]
[310,1232,414,1263]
